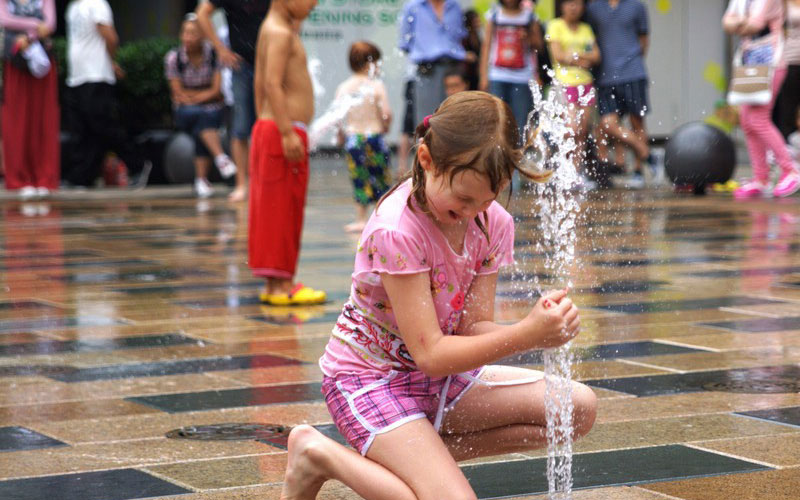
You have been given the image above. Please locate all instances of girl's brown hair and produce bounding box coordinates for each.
[380,91,527,239]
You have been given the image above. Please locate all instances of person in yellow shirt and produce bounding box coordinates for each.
[546,0,600,183]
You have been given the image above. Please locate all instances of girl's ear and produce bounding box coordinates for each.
[418,144,434,172]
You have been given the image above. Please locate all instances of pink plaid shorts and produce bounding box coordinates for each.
[322,367,484,455]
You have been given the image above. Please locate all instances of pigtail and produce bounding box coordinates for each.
[375,114,434,213]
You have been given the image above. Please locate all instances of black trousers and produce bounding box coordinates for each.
[773,64,800,140]
[63,82,144,186]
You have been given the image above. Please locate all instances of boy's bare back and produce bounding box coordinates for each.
[254,2,315,127]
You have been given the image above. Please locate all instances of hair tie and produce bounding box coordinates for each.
[423,115,432,129]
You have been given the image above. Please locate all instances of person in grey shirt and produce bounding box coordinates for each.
[587,0,657,188]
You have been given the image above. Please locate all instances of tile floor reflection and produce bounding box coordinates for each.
[0,159,799,499]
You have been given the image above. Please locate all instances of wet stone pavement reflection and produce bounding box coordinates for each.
[0,158,799,499]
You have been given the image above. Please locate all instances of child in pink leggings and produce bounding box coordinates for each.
[724,0,800,198]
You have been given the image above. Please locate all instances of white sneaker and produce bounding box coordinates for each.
[35,187,50,199]
[214,154,237,179]
[627,173,645,189]
[195,177,214,198]
[19,186,37,200]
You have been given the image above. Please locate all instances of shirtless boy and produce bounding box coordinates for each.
[249,0,326,306]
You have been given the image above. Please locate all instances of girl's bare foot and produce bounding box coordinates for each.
[344,221,366,233]
[280,425,329,500]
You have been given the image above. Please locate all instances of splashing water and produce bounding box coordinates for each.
[522,79,587,500]
[308,62,382,150]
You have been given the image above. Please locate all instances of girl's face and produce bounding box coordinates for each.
[562,0,584,21]
[420,148,505,225]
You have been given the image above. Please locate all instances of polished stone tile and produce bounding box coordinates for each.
[639,467,800,500]
[111,282,263,295]
[0,300,62,312]
[52,269,213,284]
[0,469,190,500]
[48,353,305,383]
[128,382,324,413]
[0,373,249,406]
[592,255,736,267]
[630,346,800,372]
[2,258,157,270]
[506,486,670,500]
[146,454,286,489]
[0,316,125,333]
[522,413,797,458]
[661,331,800,350]
[0,333,202,356]
[701,316,800,333]
[593,296,783,314]
[694,433,800,467]
[681,266,800,278]
[737,406,800,428]
[0,438,274,479]
[247,310,342,326]
[596,392,800,424]
[464,445,769,498]
[0,399,159,426]
[587,364,800,397]
[208,364,324,386]
[0,426,66,452]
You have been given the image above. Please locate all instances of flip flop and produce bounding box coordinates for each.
[260,282,327,306]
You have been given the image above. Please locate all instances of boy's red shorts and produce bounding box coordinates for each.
[248,119,309,279]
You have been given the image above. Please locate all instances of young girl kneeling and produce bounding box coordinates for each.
[281,91,597,500]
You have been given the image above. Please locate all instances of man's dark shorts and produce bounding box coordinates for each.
[596,78,649,117]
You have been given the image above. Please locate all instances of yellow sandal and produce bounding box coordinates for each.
[259,283,327,306]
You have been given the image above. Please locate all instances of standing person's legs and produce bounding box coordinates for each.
[28,57,60,192]
[192,107,236,178]
[176,106,215,197]
[249,120,324,304]
[344,134,371,232]
[230,62,255,202]
[1,62,33,191]
[508,82,534,141]
[596,83,649,165]
[397,79,416,177]
[63,84,100,186]
[737,68,800,198]
[414,62,448,124]
[775,65,800,139]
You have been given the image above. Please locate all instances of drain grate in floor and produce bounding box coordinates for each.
[165,423,291,441]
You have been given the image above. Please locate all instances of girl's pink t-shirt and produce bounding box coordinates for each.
[319,179,515,376]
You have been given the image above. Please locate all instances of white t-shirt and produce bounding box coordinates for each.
[66,0,115,87]
[486,6,536,84]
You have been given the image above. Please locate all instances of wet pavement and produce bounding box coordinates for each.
[0,159,799,499]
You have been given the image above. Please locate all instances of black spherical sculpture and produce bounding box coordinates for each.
[664,122,736,193]
[163,132,196,184]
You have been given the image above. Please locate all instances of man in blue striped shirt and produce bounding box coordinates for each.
[587,0,658,187]
[398,0,467,124]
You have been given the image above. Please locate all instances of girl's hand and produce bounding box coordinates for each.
[521,289,580,349]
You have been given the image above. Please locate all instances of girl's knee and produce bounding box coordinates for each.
[571,383,597,438]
